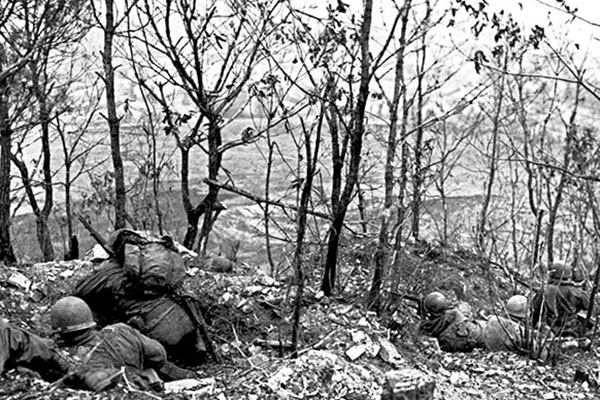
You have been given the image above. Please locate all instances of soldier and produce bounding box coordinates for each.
[418,291,485,352]
[0,318,67,380]
[531,262,590,337]
[50,296,197,392]
[483,295,528,353]
[74,229,211,362]
[484,295,552,360]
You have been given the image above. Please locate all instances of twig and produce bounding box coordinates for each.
[203,178,331,220]
[297,328,342,356]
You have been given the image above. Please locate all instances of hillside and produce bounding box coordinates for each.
[0,241,598,399]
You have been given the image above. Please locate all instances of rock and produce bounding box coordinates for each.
[449,371,469,386]
[379,337,404,366]
[59,269,74,278]
[346,344,367,361]
[267,350,383,399]
[256,274,280,287]
[367,342,382,357]
[267,366,294,392]
[28,284,46,303]
[381,369,435,400]
[243,353,270,368]
[88,244,110,261]
[164,378,215,394]
[7,273,31,291]
[351,329,367,343]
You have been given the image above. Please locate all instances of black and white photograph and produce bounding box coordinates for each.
[0,0,599,398]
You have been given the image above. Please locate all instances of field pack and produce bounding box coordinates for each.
[107,229,187,293]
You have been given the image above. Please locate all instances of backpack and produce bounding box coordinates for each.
[122,241,186,293]
[439,319,485,353]
[106,229,186,294]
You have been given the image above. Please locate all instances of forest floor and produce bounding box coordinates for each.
[0,240,599,399]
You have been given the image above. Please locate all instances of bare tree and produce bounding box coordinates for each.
[475,43,509,253]
[55,81,106,259]
[409,1,432,241]
[90,0,130,230]
[320,0,374,296]
[0,0,90,262]
[368,0,412,310]
[291,113,323,356]
[129,0,285,253]
[12,0,90,260]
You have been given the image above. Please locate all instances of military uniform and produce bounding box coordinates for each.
[483,315,525,352]
[74,240,208,361]
[0,318,67,380]
[60,322,180,391]
[532,282,589,337]
[419,301,485,352]
[51,297,197,392]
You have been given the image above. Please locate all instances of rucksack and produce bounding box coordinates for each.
[106,229,186,294]
[123,241,186,293]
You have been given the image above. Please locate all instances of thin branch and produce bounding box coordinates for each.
[203,178,331,220]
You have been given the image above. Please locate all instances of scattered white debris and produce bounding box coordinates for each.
[7,273,31,291]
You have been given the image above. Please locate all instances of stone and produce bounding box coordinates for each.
[346,344,367,361]
[379,337,404,366]
[88,244,110,261]
[164,378,215,394]
[381,369,435,400]
[7,273,31,291]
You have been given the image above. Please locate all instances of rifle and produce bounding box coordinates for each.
[384,291,424,317]
[76,214,115,258]
[50,339,104,391]
[178,294,221,363]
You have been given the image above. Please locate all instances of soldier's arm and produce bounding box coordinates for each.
[0,319,69,380]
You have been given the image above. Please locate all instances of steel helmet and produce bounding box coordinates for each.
[423,291,450,315]
[572,266,586,283]
[549,261,573,281]
[506,295,527,319]
[50,296,96,334]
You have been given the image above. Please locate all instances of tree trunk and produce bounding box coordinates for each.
[476,47,508,252]
[35,217,54,260]
[392,39,412,265]
[326,76,344,227]
[10,154,55,260]
[357,182,368,234]
[411,41,427,241]
[264,141,276,274]
[65,167,77,259]
[0,78,16,263]
[546,86,579,264]
[368,0,411,310]
[103,0,126,230]
[180,144,205,250]
[197,118,222,255]
[30,58,55,260]
[321,0,373,296]
[291,115,322,357]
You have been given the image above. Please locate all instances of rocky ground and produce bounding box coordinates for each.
[0,241,599,399]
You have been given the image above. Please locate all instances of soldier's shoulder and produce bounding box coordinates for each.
[103,322,135,333]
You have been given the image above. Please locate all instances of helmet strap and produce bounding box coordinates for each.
[60,327,95,346]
